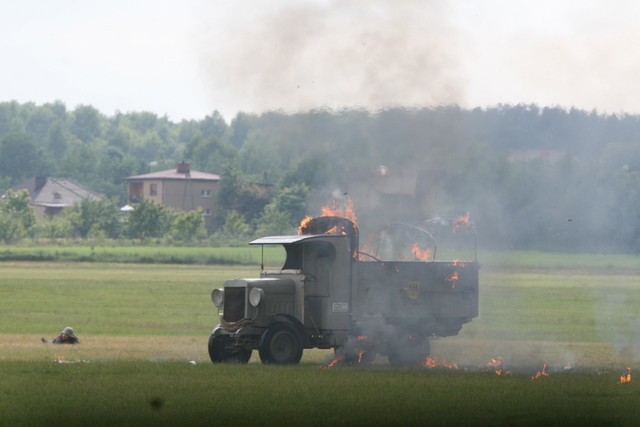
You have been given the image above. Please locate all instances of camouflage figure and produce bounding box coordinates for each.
[43,327,79,344]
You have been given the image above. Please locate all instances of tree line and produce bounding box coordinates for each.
[1,100,640,252]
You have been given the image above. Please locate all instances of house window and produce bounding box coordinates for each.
[149,184,158,196]
[204,209,212,216]
[201,189,211,198]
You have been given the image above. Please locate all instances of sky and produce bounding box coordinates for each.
[2,0,639,122]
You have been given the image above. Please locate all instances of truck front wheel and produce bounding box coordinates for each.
[208,334,252,364]
[258,323,303,365]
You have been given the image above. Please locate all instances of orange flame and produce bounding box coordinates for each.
[486,357,510,376]
[299,198,358,235]
[453,212,472,232]
[322,355,344,369]
[531,362,549,380]
[411,243,432,261]
[446,271,459,289]
[422,357,459,370]
[298,216,313,234]
[411,243,431,261]
[320,198,358,224]
[619,367,632,384]
[451,259,467,267]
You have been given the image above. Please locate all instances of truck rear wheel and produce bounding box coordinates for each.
[259,323,303,365]
[208,334,252,364]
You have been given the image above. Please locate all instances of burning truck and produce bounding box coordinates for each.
[208,214,479,365]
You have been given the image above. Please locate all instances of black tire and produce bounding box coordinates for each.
[387,333,430,367]
[208,334,226,363]
[208,334,252,364]
[258,323,303,365]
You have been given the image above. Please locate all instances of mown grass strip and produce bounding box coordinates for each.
[0,361,637,426]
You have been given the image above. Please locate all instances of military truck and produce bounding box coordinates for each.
[208,216,478,365]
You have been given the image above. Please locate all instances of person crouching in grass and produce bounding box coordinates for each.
[42,327,80,344]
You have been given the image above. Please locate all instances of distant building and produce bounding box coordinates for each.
[12,177,103,220]
[126,162,220,228]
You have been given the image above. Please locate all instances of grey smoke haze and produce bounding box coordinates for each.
[3,1,640,120]
[201,0,465,115]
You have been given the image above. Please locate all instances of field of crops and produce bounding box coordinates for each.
[1,250,639,425]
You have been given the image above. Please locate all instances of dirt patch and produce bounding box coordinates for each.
[2,334,334,364]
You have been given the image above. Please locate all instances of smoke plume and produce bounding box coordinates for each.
[198,0,465,117]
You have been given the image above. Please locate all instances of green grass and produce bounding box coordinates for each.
[481,250,640,271]
[0,361,638,426]
[0,244,286,265]
[2,253,640,425]
[0,262,251,336]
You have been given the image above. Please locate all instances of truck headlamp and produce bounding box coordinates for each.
[249,287,265,307]
[211,288,224,308]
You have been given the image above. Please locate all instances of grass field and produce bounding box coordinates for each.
[1,252,639,425]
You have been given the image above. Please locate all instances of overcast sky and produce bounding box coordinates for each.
[2,0,639,122]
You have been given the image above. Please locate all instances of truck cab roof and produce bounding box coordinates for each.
[250,234,346,245]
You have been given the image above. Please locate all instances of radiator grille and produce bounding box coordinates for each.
[223,287,246,322]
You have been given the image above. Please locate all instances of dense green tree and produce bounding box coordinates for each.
[70,105,103,142]
[229,112,257,148]
[26,106,56,142]
[0,133,53,184]
[170,209,206,243]
[47,122,70,162]
[216,161,243,220]
[3,99,640,251]
[127,199,174,240]
[200,111,229,143]
[220,210,249,238]
[0,190,36,242]
[34,215,72,239]
[184,135,236,173]
[0,101,24,135]
[255,204,295,236]
[65,198,122,238]
[62,140,100,185]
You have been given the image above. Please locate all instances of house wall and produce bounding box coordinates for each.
[128,179,219,228]
[32,205,47,221]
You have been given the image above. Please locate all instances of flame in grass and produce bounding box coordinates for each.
[486,357,510,376]
[422,357,459,370]
[619,367,632,384]
[322,355,345,369]
[531,362,549,380]
[321,335,370,369]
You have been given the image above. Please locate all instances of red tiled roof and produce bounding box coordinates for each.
[127,169,221,181]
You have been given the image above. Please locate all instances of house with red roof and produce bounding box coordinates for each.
[126,162,220,228]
